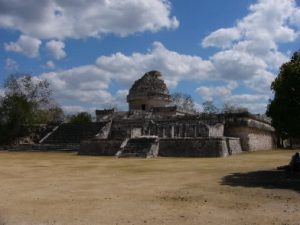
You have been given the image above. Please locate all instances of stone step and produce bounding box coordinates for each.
[42,122,107,144]
[116,136,159,158]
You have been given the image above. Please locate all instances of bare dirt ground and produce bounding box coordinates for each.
[0,150,299,225]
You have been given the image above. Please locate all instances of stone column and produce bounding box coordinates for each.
[171,125,174,138]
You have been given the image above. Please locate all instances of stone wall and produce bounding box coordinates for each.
[154,122,210,138]
[224,115,275,151]
[79,137,242,157]
[158,138,229,157]
[226,138,242,155]
[79,139,123,156]
[108,117,224,140]
[1,144,79,151]
[109,120,144,139]
[208,124,224,137]
[225,126,275,151]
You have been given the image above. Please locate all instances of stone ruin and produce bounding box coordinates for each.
[4,70,275,155]
[76,70,276,157]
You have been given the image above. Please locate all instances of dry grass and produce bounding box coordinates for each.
[0,150,299,225]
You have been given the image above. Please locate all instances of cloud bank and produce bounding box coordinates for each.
[1,0,178,60]
[3,0,300,113]
[0,0,178,39]
[200,0,300,112]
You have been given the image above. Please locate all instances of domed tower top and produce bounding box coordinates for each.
[127,71,171,111]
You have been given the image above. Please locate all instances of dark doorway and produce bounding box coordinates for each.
[141,104,146,110]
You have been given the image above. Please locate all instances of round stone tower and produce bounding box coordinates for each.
[127,71,171,111]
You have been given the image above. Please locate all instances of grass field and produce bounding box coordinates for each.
[0,150,299,225]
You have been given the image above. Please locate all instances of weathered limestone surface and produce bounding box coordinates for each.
[225,127,275,151]
[79,139,122,156]
[78,136,242,157]
[127,71,171,112]
[225,116,275,151]
[226,138,243,155]
[1,144,79,151]
[208,124,224,137]
[116,136,159,158]
[159,138,230,157]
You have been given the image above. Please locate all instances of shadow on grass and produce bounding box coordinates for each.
[221,170,300,193]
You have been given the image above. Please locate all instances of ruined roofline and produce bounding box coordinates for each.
[96,108,115,115]
[221,112,272,125]
[151,106,196,115]
[224,113,274,132]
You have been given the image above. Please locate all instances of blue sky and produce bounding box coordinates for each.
[1,0,300,113]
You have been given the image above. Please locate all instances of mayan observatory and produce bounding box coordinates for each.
[34,70,276,157]
[57,70,275,157]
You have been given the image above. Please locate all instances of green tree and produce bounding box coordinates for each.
[266,50,300,146]
[69,112,92,123]
[0,94,34,143]
[0,74,56,144]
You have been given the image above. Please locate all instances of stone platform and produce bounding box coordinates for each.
[79,136,242,157]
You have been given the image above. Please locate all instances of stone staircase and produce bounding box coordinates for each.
[116,136,159,158]
[41,122,107,144]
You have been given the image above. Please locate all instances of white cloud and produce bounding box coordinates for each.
[0,0,178,40]
[202,0,299,83]
[225,94,269,104]
[237,0,298,42]
[62,105,92,114]
[4,35,41,58]
[291,7,300,27]
[202,28,240,49]
[211,50,267,80]
[46,40,66,59]
[5,58,19,71]
[40,65,112,104]
[223,94,270,113]
[196,81,238,101]
[244,70,275,93]
[45,60,55,69]
[199,0,299,114]
[96,42,213,88]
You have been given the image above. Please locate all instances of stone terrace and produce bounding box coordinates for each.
[42,122,106,144]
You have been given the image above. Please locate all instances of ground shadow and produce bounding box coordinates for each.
[221,169,300,193]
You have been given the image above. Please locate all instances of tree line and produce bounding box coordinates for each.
[0,75,92,144]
